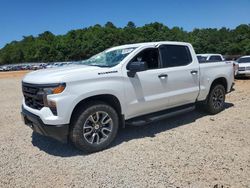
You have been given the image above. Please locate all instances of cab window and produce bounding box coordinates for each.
[130,48,160,70]
[159,45,192,68]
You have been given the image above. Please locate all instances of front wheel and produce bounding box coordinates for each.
[70,102,119,152]
[205,84,226,115]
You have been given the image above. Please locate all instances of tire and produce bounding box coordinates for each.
[70,101,119,153]
[205,84,226,115]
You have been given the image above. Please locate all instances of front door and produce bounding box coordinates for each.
[124,47,172,118]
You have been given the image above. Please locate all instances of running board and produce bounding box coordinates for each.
[126,104,195,126]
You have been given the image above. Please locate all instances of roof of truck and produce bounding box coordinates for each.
[197,54,223,57]
[108,41,192,51]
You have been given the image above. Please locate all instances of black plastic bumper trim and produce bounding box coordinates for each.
[229,82,235,93]
[21,106,69,143]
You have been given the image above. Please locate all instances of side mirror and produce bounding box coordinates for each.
[127,61,147,77]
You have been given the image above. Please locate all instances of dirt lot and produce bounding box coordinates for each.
[0,71,249,188]
[0,70,30,79]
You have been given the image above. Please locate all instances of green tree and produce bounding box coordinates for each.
[0,22,250,65]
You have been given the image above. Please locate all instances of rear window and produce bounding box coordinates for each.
[197,56,207,63]
[237,57,250,63]
[160,45,192,68]
[209,55,223,62]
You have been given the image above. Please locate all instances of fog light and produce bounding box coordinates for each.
[48,100,57,116]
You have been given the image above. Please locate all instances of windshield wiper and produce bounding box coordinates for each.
[77,62,112,67]
[87,64,111,68]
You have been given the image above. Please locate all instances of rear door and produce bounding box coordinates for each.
[158,44,200,107]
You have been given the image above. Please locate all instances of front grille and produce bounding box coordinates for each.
[238,67,246,71]
[22,82,44,110]
[246,66,250,70]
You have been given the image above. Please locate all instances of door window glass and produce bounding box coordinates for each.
[130,48,160,69]
[160,45,192,68]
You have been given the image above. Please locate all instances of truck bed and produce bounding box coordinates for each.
[198,61,234,101]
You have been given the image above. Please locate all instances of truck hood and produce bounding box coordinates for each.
[22,65,108,84]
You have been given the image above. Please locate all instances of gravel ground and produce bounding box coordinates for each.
[0,73,250,188]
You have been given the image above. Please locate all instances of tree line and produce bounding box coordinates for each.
[0,21,250,65]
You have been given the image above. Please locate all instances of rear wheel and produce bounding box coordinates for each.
[70,102,119,152]
[205,84,226,114]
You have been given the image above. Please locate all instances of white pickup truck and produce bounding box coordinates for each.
[236,56,250,77]
[21,41,234,152]
[197,54,224,63]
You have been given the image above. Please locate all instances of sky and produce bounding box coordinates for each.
[0,0,250,48]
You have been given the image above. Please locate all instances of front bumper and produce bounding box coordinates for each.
[21,106,69,143]
[237,70,250,76]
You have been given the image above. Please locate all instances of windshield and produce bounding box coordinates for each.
[237,57,250,63]
[79,47,136,67]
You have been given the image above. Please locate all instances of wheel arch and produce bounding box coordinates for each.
[209,77,228,92]
[69,94,124,127]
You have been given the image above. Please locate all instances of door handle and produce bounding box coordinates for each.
[158,74,168,79]
[190,70,198,75]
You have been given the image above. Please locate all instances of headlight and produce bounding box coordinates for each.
[38,83,66,116]
[43,83,66,95]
